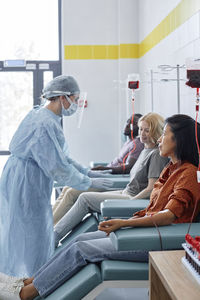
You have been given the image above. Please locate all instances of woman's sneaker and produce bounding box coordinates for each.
[0,281,23,299]
[0,272,25,285]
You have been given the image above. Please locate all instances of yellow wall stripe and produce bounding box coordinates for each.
[64,44,139,60]
[119,44,139,59]
[65,45,119,60]
[139,0,200,57]
[64,0,200,60]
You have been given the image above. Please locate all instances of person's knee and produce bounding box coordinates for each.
[61,189,81,207]
[77,193,90,206]
[59,241,87,265]
[62,186,70,195]
[77,192,102,212]
[73,240,91,257]
[70,241,89,263]
[68,188,83,199]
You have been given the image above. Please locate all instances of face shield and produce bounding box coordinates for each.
[76,92,87,128]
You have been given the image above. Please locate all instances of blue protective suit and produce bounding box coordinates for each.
[0,107,91,277]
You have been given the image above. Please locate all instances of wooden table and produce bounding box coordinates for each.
[149,250,200,300]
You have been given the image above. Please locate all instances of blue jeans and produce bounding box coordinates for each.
[54,190,132,246]
[33,231,148,297]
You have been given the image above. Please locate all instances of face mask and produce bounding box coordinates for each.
[61,96,78,116]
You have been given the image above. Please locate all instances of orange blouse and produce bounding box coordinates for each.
[134,161,200,223]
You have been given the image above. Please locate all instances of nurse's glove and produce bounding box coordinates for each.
[90,178,114,189]
[88,170,112,178]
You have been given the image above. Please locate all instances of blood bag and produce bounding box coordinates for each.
[186,58,200,88]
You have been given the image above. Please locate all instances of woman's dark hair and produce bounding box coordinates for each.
[165,114,200,167]
[132,113,143,137]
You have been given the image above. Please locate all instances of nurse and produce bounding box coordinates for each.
[0,75,113,277]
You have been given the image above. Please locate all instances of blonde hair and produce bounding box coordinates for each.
[138,112,164,144]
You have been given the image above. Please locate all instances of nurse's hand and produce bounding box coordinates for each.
[88,170,112,178]
[90,178,114,189]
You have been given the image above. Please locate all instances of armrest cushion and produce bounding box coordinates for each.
[110,177,130,189]
[89,162,108,168]
[106,174,130,178]
[101,199,149,218]
[110,223,200,251]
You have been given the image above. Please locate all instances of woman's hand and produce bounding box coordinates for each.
[98,219,125,235]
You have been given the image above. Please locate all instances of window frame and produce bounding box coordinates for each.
[0,0,62,156]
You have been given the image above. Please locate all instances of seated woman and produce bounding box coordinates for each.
[91,113,143,174]
[53,113,144,225]
[54,112,169,246]
[1,114,200,299]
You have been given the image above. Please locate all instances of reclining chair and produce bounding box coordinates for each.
[35,197,200,300]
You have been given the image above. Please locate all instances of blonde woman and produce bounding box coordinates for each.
[54,112,169,246]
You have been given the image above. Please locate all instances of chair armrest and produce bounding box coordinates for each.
[89,161,108,168]
[110,223,200,251]
[101,199,149,218]
[109,177,130,189]
[103,174,130,178]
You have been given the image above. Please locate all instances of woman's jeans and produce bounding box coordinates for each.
[54,190,132,246]
[33,230,148,297]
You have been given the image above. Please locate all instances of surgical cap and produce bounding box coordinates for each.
[42,75,80,99]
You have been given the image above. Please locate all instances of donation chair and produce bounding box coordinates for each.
[40,222,200,300]
[37,196,200,300]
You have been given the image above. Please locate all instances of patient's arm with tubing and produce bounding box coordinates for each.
[98,209,176,235]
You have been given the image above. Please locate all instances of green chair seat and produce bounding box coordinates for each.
[36,264,102,300]
[101,260,148,281]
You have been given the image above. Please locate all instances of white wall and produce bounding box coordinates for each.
[61,0,200,166]
[138,0,200,119]
[62,0,139,166]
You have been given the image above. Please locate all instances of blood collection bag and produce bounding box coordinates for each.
[128,73,140,90]
[186,58,200,88]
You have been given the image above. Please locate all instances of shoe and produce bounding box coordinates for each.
[0,281,23,300]
[0,272,25,285]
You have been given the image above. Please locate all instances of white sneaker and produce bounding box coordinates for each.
[0,281,23,300]
[0,272,25,285]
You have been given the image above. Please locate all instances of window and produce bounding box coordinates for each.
[0,0,61,164]
[0,72,33,151]
[0,0,59,60]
